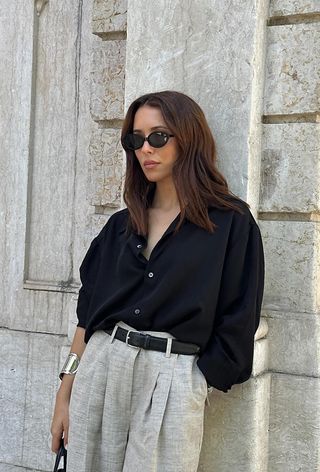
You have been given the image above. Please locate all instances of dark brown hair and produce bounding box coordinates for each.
[121,90,248,235]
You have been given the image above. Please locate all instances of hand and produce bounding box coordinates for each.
[51,389,70,453]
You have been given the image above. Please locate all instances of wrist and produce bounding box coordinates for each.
[59,352,80,380]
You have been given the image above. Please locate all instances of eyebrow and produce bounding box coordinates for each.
[133,125,170,132]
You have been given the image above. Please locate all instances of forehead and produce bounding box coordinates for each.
[133,105,166,130]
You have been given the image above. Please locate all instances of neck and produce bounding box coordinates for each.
[152,180,180,212]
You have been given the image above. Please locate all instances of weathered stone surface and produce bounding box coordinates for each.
[90,40,126,121]
[270,0,320,16]
[125,0,269,206]
[92,0,127,34]
[68,294,79,342]
[259,220,320,313]
[0,466,43,472]
[199,375,271,472]
[269,373,320,471]
[252,338,269,378]
[266,311,320,377]
[88,128,123,207]
[264,23,320,115]
[22,334,65,471]
[1,288,71,335]
[0,330,28,465]
[26,1,80,284]
[260,123,320,212]
[0,0,98,336]
[0,329,66,470]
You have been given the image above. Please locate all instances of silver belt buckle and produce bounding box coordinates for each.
[125,330,140,349]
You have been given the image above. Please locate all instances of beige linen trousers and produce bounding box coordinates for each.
[67,321,209,472]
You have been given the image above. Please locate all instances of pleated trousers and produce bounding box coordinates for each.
[67,321,208,472]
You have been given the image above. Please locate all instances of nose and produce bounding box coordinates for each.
[140,138,153,153]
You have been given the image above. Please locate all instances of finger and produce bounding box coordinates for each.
[63,419,69,447]
[51,427,63,453]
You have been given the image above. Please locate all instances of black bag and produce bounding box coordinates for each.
[53,438,67,472]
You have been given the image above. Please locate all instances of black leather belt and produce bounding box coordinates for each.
[105,326,200,355]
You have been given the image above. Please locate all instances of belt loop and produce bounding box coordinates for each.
[109,325,118,343]
[165,338,172,358]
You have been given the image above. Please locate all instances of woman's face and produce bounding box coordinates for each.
[132,105,179,184]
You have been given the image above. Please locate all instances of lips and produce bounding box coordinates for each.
[143,160,160,168]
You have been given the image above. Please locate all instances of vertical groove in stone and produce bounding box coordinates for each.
[24,2,40,283]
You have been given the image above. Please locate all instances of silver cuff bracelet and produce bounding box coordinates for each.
[59,352,80,380]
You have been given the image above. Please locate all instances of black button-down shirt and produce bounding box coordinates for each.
[76,200,264,392]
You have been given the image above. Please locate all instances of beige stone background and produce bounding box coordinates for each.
[0,0,319,471]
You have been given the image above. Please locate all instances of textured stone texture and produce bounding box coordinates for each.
[0,466,44,472]
[88,127,123,207]
[0,331,29,465]
[26,1,80,284]
[92,0,127,34]
[125,0,269,208]
[260,220,320,313]
[264,23,320,115]
[199,375,271,472]
[90,40,126,121]
[0,286,72,335]
[260,123,320,212]
[266,311,320,377]
[0,329,67,470]
[0,0,99,336]
[68,294,79,342]
[252,338,269,377]
[269,373,320,472]
[270,0,320,16]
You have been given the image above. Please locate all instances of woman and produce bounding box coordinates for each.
[51,90,264,471]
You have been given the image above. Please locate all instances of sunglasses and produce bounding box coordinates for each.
[123,131,174,150]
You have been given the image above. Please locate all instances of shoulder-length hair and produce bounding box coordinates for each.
[121,90,248,236]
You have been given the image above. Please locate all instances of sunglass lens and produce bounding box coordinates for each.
[124,134,144,150]
[148,132,168,148]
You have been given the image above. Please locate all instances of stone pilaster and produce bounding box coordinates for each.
[125,1,270,471]
[260,2,320,470]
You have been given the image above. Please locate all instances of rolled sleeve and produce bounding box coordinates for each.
[197,221,265,392]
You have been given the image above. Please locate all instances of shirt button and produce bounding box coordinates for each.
[148,272,154,278]
[137,244,142,248]
[134,308,141,315]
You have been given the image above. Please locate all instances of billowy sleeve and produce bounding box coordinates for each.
[197,220,265,392]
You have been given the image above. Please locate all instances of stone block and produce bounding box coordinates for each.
[21,334,67,470]
[90,40,126,121]
[260,123,320,212]
[125,0,269,203]
[266,311,320,377]
[0,330,29,465]
[88,128,123,207]
[270,0,320,16]
[0,329,67,470]
[0,466,42,472]
[92,0,127,34]
[269,373,320,471]
[264,23,320,115]
[2,289,71,336]
[199,374,271,472]
[252,338,269,378]
[68,294,79,343]
[259,220,320,313]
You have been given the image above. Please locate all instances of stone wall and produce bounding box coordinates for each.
[0,1,319,471]
[261,2,320,470]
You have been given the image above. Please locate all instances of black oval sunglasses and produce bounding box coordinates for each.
[123,131,174,151]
